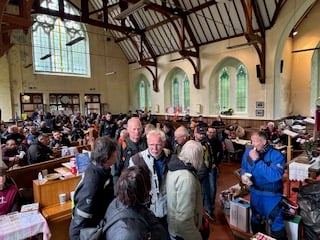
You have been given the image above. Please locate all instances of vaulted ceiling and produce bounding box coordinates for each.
[1,0,314,89]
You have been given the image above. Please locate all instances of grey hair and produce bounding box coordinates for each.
[178,140,203,170]
[175,126,190,137]
[147,129,166,142]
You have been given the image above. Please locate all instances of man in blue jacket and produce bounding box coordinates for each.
[241,131,287,239]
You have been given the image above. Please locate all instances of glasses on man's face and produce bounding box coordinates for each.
[148,144,162,148]
[175,135,184,139]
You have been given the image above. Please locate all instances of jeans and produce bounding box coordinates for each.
[201,175,212,213]
[208,167,218,209]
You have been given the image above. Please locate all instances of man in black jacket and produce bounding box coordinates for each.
[98,112,116,138]
[112,117,147,193]
[69,137,118,240]
[27,134,53,164]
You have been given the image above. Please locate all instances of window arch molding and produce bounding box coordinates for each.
[164,67,190,113]
[310,42,320,114]
[32,0,90,77]
[134,74,152,112]
[209,57,248,115]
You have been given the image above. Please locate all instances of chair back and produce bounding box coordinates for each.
[224,139,236,153]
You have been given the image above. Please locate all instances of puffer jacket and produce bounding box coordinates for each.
[166,155,203,240]
[105,199,166,240]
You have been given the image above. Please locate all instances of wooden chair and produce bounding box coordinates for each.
[224,139,243,161]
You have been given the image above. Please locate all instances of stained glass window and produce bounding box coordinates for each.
[32,0,90,76]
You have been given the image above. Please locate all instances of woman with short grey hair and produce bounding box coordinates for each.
[166,140,204,240]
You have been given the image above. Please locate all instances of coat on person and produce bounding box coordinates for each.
[166,145,203,240]
[105,165,167,240]
[105,199,165,240]
[69,136,117,240]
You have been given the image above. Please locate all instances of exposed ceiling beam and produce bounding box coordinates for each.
[241,0,266,84]
[32,5,139,34]
[2,14,33,28]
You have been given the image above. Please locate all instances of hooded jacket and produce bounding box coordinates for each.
[166,155,203,240]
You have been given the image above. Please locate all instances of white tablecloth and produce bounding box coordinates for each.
[0,212,51,240]
[289,157,320,181]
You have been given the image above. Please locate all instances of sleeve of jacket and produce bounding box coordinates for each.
[114,143,124,177]
[98,122,104,137]
[70,171,100,239]
[251,149,285,183]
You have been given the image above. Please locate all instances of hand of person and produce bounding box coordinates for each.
[241,173,252,186]
[10,156,19,162]
[249,148,259,161]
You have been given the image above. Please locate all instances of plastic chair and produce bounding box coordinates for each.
[224,139,243,161]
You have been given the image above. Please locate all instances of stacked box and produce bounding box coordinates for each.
[230,198,251,232]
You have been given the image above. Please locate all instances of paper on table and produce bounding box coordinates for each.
[282,129,299,138]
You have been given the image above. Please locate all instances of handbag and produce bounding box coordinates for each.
[199,216,210,240]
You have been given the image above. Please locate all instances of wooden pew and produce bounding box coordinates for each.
[7,155,73,189]
[33,176,81,240]
[7,145,91,189]
[33,175,80,221]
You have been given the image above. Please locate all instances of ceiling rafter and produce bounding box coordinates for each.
[127,14,159,91]
[0,0,34,57]
[241,0,266,84]
[32,1,140,34]
[1,0,309,84]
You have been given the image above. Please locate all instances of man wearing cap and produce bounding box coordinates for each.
[0,167,20,215]
[194,125,215,222]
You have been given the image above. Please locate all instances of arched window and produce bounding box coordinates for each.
[311,46,320,114]
[219,67,230,111]
[236,65,248,112]
[211,59,248,115]
[164,68,190,113]
[137,75,151,111]
[32,0,90,76]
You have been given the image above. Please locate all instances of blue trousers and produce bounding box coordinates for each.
[250,190,285,234]
[201,167,218,213]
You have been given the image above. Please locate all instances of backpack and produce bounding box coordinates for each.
[79,208,148,240]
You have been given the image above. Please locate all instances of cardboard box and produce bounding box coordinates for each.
[285,215,301,240]
[230,198,251,232]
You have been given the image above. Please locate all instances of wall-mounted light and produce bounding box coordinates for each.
[132,65,145,70]
[226,40,258,49]
[170,57,185,63]
[66,36,85,46]
[40,53,51,60]
[24,63,33,68]
[105,71,116,76]
[115,0,149,20]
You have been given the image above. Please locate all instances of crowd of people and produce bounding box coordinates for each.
[0,109,301,239]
